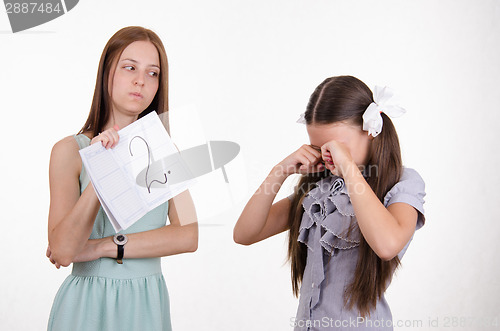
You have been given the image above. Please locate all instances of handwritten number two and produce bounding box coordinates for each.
[129,136,168,193]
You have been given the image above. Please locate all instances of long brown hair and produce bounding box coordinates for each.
[79,26,169,137]
[287,76,403,317]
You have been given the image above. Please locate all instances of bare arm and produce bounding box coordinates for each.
[321,140,418,261]
[343,167,417,261]
[73,190,198,262]
[234,144,325,245]
[47,136,102,267]
[233,166,291,245]
[48,130,198,267]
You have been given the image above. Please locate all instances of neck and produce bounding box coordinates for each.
[103,111,139,131]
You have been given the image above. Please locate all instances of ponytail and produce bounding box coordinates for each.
[344,113,403,316]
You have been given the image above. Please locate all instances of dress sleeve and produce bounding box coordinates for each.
[383,167,426,230]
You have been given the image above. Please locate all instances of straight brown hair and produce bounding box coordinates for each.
[287,76,403,317]
[79,26,169,137]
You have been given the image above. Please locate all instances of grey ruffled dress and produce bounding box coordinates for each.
[290,167,425,331]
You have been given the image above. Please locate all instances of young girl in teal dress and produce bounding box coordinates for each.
[234,76,425,330]
[46,26,198,331]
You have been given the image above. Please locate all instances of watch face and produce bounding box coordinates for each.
[113,234,128,245]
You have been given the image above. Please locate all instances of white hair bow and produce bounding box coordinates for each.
[362,86,406,137]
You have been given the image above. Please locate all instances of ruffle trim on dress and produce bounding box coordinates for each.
[321,213,360,253]
[298,175,360,254]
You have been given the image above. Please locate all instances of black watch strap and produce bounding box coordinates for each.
[113,234,128,264]
[116,244,124,264]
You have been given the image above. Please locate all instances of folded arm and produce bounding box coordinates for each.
[47,137,198,268]
[77,189,199,262]
[48,136,101,267]
[343,165,418,261]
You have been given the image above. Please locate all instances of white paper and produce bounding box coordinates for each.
[79,111,194,232]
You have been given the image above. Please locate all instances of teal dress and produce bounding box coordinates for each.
[48,134,172,331]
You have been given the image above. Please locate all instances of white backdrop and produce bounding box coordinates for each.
[1,1,499,330]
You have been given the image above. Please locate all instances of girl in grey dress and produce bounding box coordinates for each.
[234,76,425,330]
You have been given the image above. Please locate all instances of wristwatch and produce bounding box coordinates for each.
[113,234,128,264]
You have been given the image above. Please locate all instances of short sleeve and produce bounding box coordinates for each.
[286,192,295,201]
[383,167,426,230]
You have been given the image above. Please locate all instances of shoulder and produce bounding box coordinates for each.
[384,167,426,230]
[49,135,82,176]
[400,167,425,185]
[383,167,426,213]
[51,135,80,159]
[389,167,425,194]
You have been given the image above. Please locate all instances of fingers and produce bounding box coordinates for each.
[91,126,120,149]
[303,144,322,159]
[48,253,60,269]
[99,130,119,149]
[323,156,341,176]
[298,162,325,174]
[323,153,334,166]
[324,160,336,173]
[294,144,326,174]
[299,144,322,164]
[46,245,61,269]
[320,144,331,159]
[320,142,337,167]
[46,245,55,264]
[280,144,328,176]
